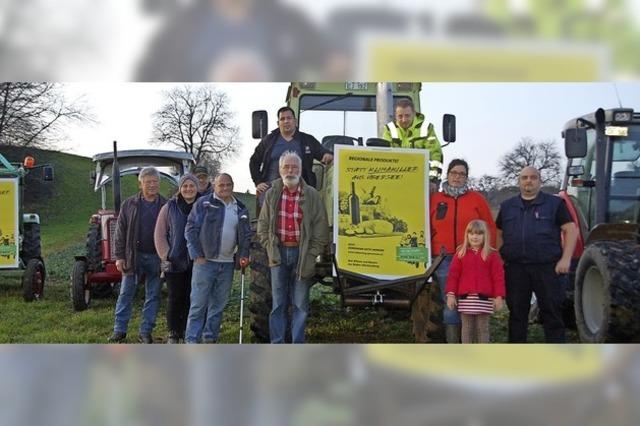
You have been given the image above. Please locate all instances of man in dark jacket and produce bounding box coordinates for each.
[496,166,578,343]
[109,167,167,343]
[184,173,251,343]
[249,106,333,201]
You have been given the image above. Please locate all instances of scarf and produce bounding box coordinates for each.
[441,181,469,198]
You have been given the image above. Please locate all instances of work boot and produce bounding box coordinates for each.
[445,324,461,344]
[138,333,153,344]
[107,331,126,343]
[167,332,180,344]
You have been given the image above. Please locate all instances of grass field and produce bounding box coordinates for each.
[0,147,576,344]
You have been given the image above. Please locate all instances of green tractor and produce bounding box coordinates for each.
[0,152,53,301]
[248,82,456,343]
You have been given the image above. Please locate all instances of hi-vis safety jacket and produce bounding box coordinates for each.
[382,112,444,181]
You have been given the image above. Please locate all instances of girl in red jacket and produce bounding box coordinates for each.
[445,220,505,343]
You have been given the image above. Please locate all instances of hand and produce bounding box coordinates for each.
[195,257,207,265]
[239,257,250,269]
[555,257,571,274]
[115,259,126,273]
[321,153,334,165]
[446,294,457,311]
[256,182,269,195]
[494,296,504,312]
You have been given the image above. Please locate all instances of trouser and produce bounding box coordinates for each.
[460,313,490,343]
[165,269,192,338]
[505,262,566,343]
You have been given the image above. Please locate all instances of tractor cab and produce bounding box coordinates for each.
[561,108,640,342]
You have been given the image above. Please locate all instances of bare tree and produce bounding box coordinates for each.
[498,137,562,186]
[0,82,90,148]
[151,85,239,170]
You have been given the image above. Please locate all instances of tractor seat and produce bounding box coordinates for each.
[321,135,360,152]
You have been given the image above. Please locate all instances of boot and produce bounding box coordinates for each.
[445,324,461,344]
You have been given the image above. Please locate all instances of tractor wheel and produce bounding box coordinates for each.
[21,222,41,261]
[574,241,640,343]
[22,258,45,302]
[411,275,445,343]
[248,233,272,343]
[72,259,91,311]
[85,223,102,271]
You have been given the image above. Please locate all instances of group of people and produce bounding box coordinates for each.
[107,100,578,344]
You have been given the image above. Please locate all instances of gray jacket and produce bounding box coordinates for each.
[257,178,329,279]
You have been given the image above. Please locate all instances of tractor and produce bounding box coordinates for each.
[0,152,53,301]
[71,142,195,311]
[561,107,640,342]
[248,82,456,343]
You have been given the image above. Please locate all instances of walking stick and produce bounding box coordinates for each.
[239,265,246,344]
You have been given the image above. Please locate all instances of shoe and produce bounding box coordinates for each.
[167,332,180,344]
[108,331,126,343]
[138,333,153,344]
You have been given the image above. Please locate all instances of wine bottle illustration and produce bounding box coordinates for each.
[349,181,361,225]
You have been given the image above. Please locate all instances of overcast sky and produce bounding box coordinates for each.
[62,82,640,193]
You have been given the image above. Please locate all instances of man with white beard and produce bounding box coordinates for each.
[257,151,329,343]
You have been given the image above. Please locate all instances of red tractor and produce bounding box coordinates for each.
[560,108,640,342]
[71,142,195,311]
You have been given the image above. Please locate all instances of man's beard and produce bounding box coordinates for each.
[283,175,300,188]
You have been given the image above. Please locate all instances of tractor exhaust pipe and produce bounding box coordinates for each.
[112,141,121,215]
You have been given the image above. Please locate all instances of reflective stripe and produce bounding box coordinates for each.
[420,123,429,137]
[386,122,399,139]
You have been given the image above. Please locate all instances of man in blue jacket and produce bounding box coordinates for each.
[184,173,251,343]
[496,166,578,343]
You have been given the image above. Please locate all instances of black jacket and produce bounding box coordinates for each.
[249,128,330,189]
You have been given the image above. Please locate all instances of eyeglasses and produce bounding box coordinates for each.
[448,171,467,178]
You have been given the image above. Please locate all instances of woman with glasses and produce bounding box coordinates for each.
[430,159,497,343]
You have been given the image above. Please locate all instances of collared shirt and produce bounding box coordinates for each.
[208,193,238,263]
[277,185,303,244]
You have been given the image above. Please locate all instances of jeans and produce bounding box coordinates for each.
[435,255,461,325]
[269,246,311,343]
[185,261,235,343]
[113,252,161,335]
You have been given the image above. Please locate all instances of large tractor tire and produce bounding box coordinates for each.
[248,234,272,343]
[22,258,45,302]
[72,259,91,311]
[21,222,41,261]
[574,241,640,343]
[85,223,102,271]
[411,276,445,343]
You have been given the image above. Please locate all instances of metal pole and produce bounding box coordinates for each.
[376,83,393,138]
[238,267,246,344]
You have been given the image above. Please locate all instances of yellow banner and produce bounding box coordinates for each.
[334,146,430,279]
[0,178,19,268]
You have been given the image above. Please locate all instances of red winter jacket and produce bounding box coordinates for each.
[430,190,496,255]
[445,249,505,298]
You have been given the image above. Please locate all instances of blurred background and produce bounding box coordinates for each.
[1,345,640,426]
[2,1,640,425]
[1,0,639,81]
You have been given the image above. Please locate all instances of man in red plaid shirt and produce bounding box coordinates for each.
[257,151,329,343]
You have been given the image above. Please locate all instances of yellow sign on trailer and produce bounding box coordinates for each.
[0,178,20,268]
